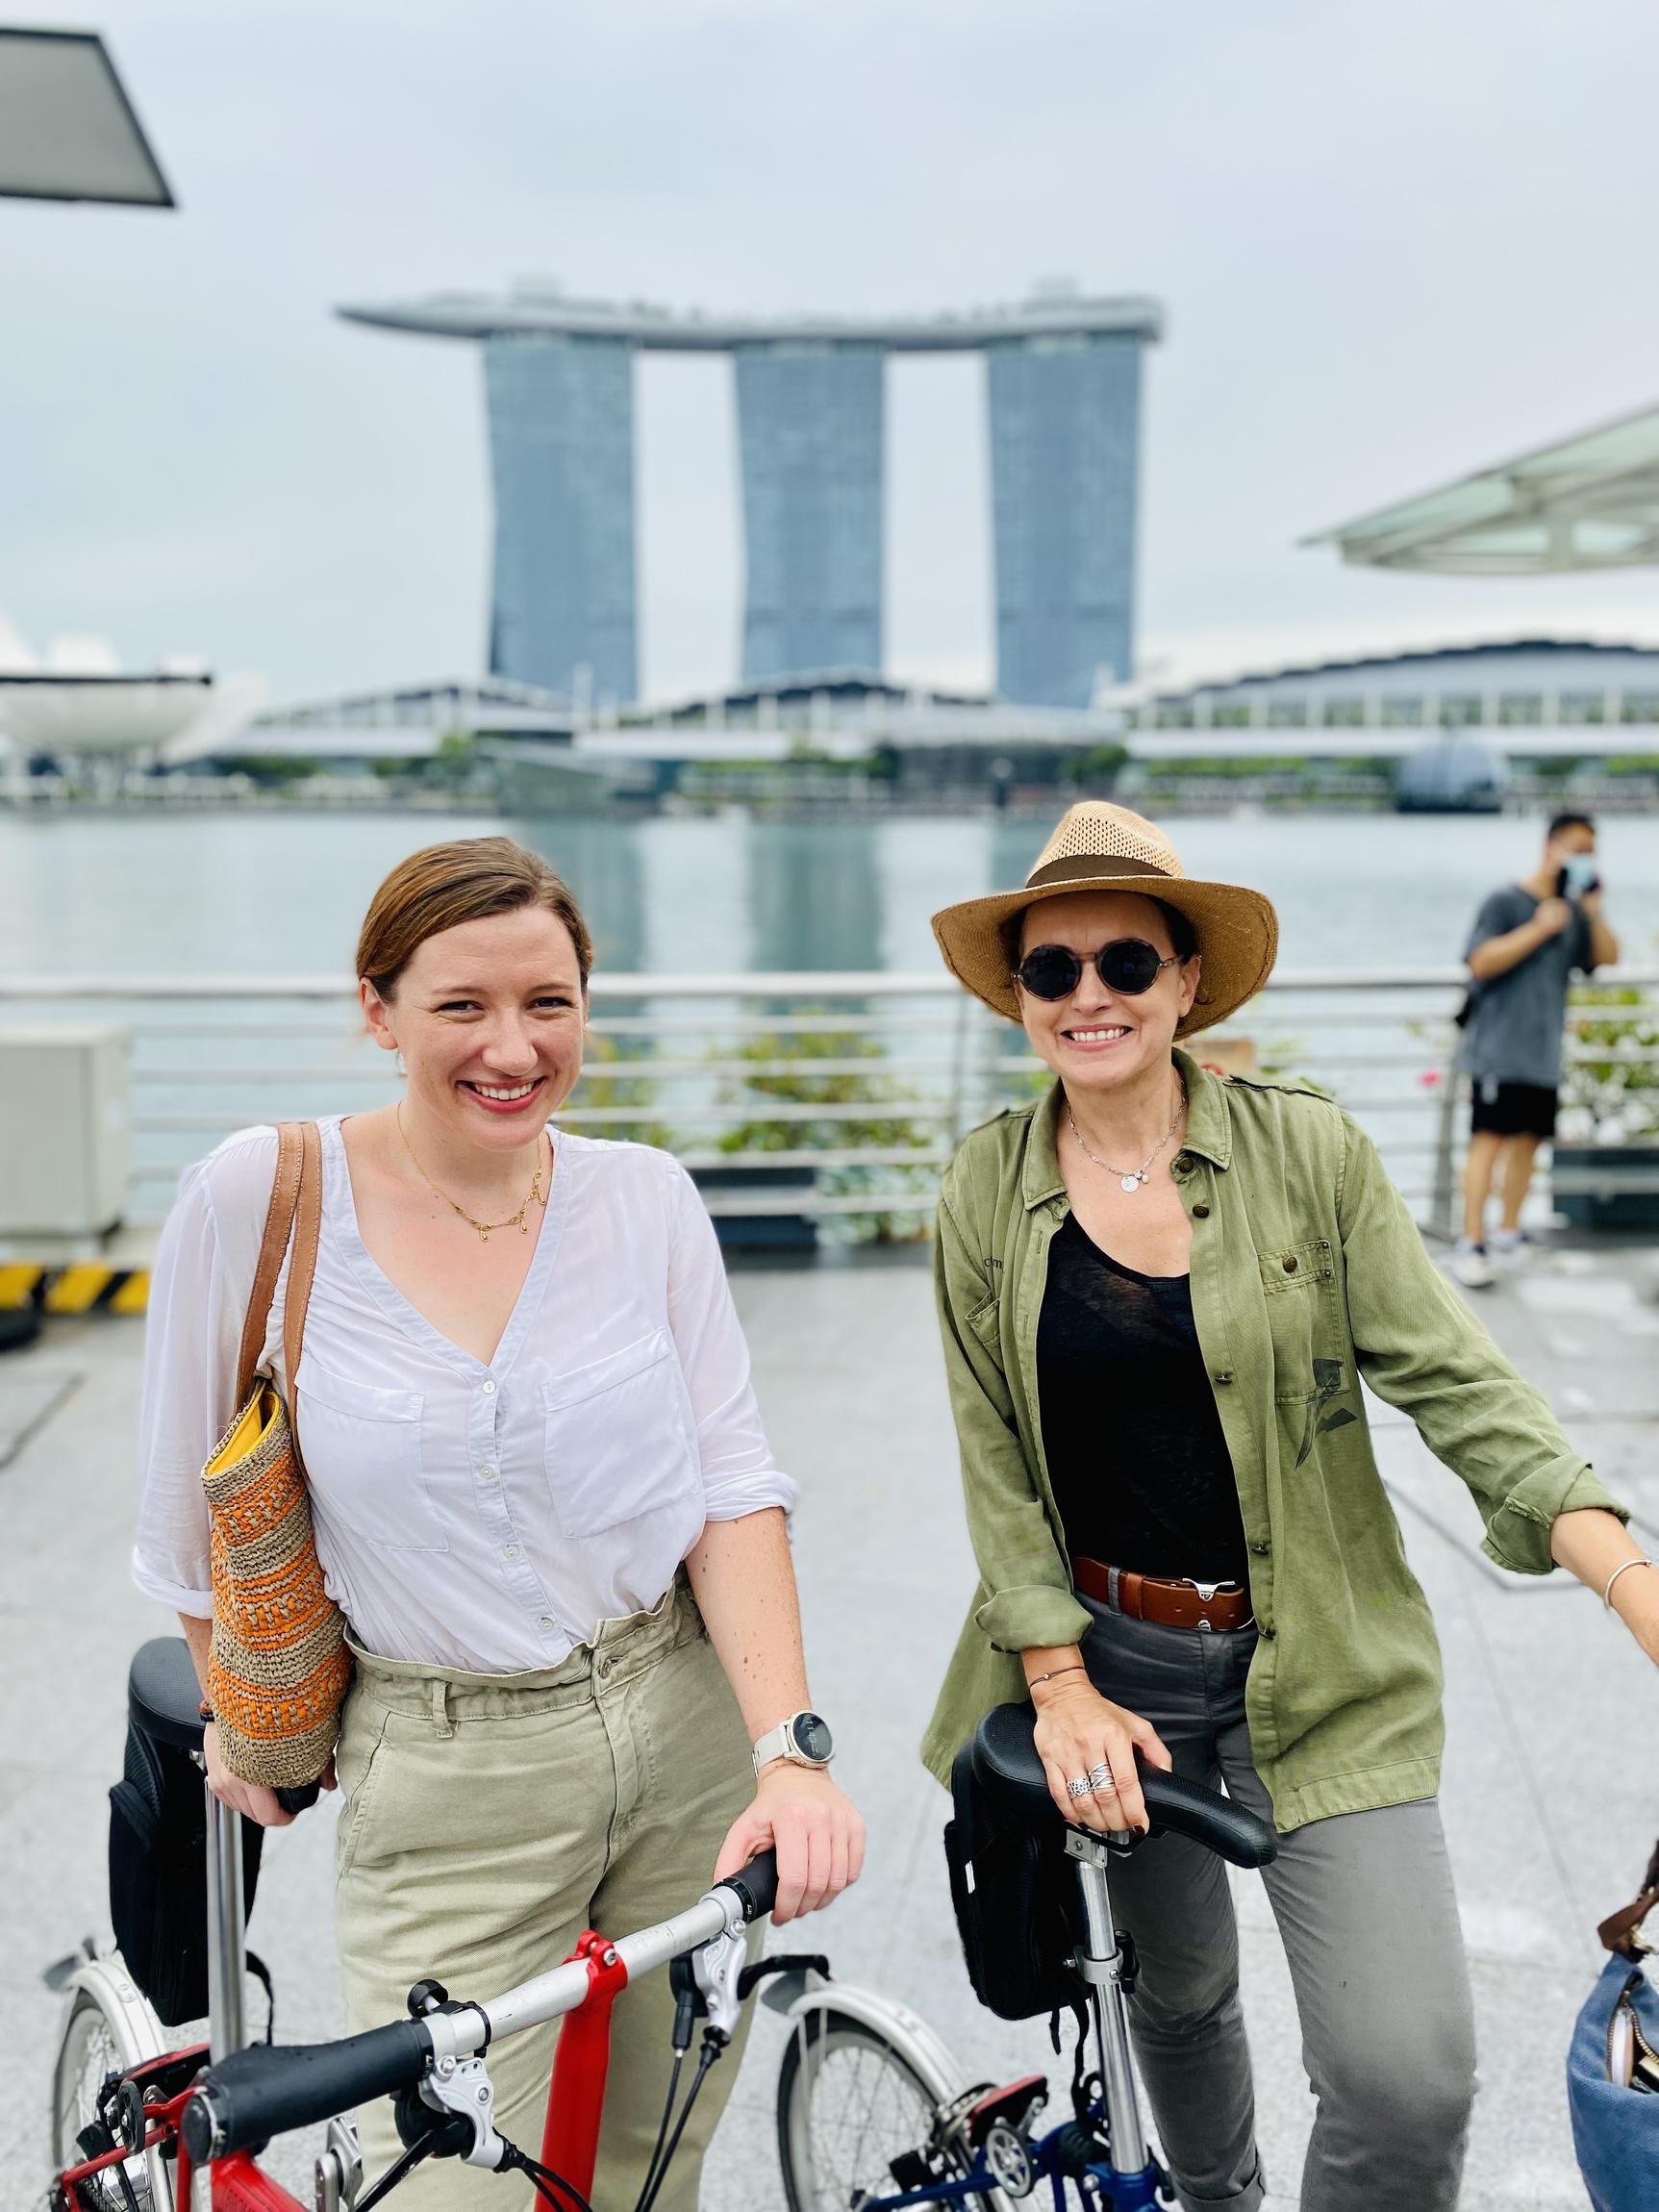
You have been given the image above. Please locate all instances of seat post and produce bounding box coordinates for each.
[1065,1830,1148,2174]
[204,1781,249,2061]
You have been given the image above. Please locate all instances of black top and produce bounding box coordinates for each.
[1037,1213,1249,1586]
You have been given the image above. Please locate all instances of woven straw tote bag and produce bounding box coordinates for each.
[201,1121,350,1788]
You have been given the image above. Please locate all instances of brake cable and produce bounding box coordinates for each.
[634,2039,723,2212]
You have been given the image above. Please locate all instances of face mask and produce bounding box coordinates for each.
[1561,854,1598,896]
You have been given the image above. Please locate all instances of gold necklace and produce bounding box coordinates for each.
[396,1104,547,1243]
[1066,1076,1186,1194]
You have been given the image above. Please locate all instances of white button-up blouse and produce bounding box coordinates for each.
[133,1117,796,1672]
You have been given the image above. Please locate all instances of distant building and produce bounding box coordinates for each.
[735,343,884,683]
[989,330,1144,709]
[252,673,576,742]
[1122,637,1659,738]
[483,339,638,705]
[1394,732,1508,813]
[336,285,1162,711]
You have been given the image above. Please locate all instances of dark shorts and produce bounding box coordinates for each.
[1470,1079,1558,1139]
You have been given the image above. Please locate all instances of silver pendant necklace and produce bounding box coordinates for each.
[1066,1079,1186,1194]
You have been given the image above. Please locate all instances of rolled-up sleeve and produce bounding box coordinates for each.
[1337,1113,1629,1575]
[666,1161,797,1523]
[133,1161,244,1614]
[936,1178,1090,1653]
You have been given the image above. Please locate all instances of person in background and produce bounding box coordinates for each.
[1453,812,1619,1290]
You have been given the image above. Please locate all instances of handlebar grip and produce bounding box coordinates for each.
[273,1780,320,1817]
[717,1848,780,1923]
[1141,1769,1277,1869]
[182,2020,432,2162]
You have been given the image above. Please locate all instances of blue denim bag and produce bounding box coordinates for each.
[1569,1957,1659,2212]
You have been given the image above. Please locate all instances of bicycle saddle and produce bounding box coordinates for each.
[971,1703,1278,1869]
[130,1636,208,1756]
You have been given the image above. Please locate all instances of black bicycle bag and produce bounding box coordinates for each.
[943,1736,1079,2022]
[109,1642,264,2025]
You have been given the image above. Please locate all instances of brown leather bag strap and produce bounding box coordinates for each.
[234,1123,305,1404]
[1599,1836,1659,1958]
[282,1121,324,1403]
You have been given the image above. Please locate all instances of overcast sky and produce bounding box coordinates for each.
[7,0,1659,707]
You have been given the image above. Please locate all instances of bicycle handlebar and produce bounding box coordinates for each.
[182,2020,433,2163]
[716,1848,779,1923]
[1141,1769,1277,1869]
[183,1853,783,2166]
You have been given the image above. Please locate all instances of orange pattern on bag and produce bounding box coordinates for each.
[201,1124,349,1791]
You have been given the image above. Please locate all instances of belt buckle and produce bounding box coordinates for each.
[1181,1577,1236,1633]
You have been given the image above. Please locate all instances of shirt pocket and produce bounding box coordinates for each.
[540,1327,699,1541]
[296,1358,448,1553]
[1256,1238,1340,1406]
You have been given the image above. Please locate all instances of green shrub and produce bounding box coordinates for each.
[713,1018,936,1243]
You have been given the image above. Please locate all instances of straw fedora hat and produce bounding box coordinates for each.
[931,800,1278,1037]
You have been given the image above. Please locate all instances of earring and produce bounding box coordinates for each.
[395,1050,408,1076]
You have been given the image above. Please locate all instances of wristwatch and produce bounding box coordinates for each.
[752,1710,835,1775]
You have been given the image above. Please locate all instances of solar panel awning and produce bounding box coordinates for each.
[1305,401,1659,574]
[0,28,173,206]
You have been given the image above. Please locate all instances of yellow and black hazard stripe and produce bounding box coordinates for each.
[0,1264,151,1315]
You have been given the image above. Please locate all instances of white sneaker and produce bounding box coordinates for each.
[1490,1230,1531,1267]
[1451,1241,1496,1290]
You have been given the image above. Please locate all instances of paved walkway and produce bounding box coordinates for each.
[3,1240,1657,2208]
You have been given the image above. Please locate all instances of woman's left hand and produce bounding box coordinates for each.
[713,1766,866,1924]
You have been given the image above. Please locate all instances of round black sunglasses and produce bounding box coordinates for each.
[1014,937,1181,1002]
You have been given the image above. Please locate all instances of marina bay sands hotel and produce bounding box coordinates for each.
[337,285,1162,710]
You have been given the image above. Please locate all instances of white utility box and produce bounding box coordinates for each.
[0,1027,130,1237]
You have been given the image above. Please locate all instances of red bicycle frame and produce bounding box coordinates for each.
[56,1923,629,2211]
[540,1929,630,2202]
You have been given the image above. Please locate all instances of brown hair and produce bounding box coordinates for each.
[356,837,594,998]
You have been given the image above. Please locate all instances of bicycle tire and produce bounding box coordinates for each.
[49,1970,175,2211]
[775,2008,991,2212]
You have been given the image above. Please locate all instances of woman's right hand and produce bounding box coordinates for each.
[1031,1675,1171,1835]
[203,1722,296,1828]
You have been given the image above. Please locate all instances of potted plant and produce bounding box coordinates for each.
[1553,982,1659,1232]
[702,1018,936,1254]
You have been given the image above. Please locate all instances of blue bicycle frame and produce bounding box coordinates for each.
[855,1828,1170,2210]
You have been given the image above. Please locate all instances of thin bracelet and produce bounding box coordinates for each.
[1603,1557,1656,1611]
[1028,1664,1087,1689]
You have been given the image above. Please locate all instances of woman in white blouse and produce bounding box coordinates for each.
[135,836,863,2209]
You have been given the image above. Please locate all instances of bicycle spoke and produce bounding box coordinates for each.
[799,2039,938,2208]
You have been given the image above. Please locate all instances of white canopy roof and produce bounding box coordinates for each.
[0,29,172,206]
[1306,401,1659,573]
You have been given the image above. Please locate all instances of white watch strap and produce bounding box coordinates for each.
[752,1720,792,1772]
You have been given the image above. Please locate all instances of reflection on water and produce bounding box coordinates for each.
[2,807,1657,978]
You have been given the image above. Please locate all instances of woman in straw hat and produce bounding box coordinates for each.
[920,802,1657,2212]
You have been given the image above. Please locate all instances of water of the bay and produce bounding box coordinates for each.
[5,806,1659,978]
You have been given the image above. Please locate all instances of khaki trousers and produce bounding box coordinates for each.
[333,1577,755,2210]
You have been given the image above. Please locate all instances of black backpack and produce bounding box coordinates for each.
[943,1734,1081,2022]
[108,1639,264,2026]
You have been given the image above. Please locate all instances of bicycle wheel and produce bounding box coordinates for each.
[49,1973,174,2210]
[776,2008,989,2212]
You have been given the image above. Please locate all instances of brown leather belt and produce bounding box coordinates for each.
[1071,1553,1254,1634]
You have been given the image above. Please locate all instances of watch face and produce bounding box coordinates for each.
[792,1711,834,1764]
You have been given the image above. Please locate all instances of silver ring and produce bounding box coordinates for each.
[1067,1774,1093,1800]
[1089,1762,1116,1794]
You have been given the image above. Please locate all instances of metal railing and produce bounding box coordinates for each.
[1,968,1655,1238]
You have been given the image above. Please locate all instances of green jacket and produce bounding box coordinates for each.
[921,1049,1625,1829]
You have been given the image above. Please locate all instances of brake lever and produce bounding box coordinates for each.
[415,2051,503,2170]
[691,1925,747,2044]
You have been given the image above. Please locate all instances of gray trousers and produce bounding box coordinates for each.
[1081,1599,1476,2212]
